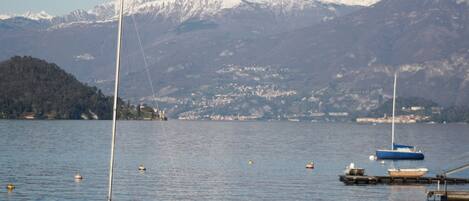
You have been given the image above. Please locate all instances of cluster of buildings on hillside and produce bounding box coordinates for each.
[178,114,261,121]
[356,114,430,124]
[356,106,442,124]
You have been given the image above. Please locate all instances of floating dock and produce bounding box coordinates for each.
[339,175,469,185]
[427,191,469,201]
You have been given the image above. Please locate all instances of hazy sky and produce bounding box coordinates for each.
[0,0,108,16]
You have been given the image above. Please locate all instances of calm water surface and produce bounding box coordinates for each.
[0,120,468,201]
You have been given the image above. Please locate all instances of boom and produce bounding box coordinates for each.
[438,163,469,178]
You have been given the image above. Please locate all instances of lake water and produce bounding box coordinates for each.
[0,120,468,201]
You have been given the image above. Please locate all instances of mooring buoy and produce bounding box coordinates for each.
[306,162,315,169]
[138,164,146,171]
[6,183,15,191]
[75,172,83,180]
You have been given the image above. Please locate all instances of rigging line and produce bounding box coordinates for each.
[130,14,160,110]
[130,13,179,189]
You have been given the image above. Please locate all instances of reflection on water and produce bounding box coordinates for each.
[388,185,426,201]
[0,120,468,200]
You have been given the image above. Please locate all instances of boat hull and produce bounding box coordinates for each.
[376,150,424,160]
[346,168,365,176]
[388,168,428,177]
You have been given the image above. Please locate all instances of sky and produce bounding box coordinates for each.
[0,0,107,16]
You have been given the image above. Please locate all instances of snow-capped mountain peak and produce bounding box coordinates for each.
[0,14,11,20]
[53,0,379,24]
[0,11,54,21]
[116,0,243,11]
[318,0,380,6]
[2,0,379,23]
[22,11,54,20]
[88,0,245,22]
[88,0,365,22]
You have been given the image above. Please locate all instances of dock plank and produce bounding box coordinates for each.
[339,175,469,185]
[427,191,469,201]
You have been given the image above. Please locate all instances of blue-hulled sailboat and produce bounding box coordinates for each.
[375,73,424,160]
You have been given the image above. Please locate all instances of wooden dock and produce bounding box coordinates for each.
[427,191,469,201]
[339,175,469,185]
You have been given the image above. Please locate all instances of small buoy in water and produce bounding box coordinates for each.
[306,162,315,169]
[248,160,254,165]
[380,160,385,165]
[369,155,376,160]
[75,172,83,180]
[6,183,15,191]
[138,164,146,171]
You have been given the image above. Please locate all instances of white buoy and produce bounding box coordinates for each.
[248,160,254,165]
[380,160,385,165]
[305,162,315,169]
[75,172,83,180]
[138,164,146,171]
[369,155,376,160]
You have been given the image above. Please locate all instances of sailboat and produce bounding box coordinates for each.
[375,72,424,160]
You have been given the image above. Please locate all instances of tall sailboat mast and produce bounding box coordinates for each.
[108,0,125,200]
[375,71,424,160]
[391,72,397,150]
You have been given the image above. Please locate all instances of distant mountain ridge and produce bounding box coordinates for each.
[0,11,54,21]
[0,0,468,120]
[1,0,374,24]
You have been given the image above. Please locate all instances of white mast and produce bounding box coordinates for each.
[391,72,397,150]
[108,0,125,200]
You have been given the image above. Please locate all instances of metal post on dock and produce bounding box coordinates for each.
[444,180,447,197]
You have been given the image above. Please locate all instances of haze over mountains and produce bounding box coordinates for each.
[1,0,468,120]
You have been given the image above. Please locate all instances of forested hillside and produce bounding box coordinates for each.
[0,56,115,119]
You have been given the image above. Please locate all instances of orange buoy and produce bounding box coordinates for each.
[6,183,15,191]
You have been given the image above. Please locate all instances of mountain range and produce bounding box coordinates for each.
[1,0,468,120]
